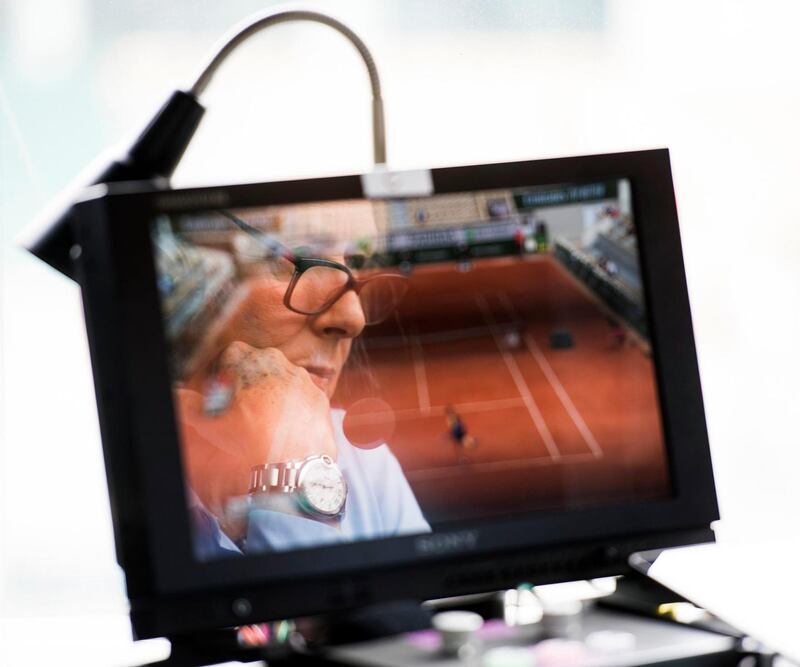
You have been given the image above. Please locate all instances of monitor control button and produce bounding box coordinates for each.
[232,598,252,618]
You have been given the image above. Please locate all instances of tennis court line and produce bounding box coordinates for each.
[475,294,561,461]
[344,397,526,426]
[496,291,603,459]
[406,451,597,481]
[411,333,431,416]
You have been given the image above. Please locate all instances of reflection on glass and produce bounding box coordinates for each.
[151,179,671,562]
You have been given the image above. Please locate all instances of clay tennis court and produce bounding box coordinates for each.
[333,254,671,524]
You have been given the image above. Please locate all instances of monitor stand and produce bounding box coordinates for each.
[144,628,329,667]
[145,600,432,667]
[143,573,749,667]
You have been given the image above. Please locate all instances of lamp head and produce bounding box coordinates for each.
[24,90,205,280]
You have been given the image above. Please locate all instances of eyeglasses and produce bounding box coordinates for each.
[220,210,407,325]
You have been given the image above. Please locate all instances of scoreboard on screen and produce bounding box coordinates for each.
[383,220,521,265]
[375,180,618,267]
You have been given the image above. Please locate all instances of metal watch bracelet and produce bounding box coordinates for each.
[249,460,305,495]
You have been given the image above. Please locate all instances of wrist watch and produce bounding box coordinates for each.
[248,454,347,520]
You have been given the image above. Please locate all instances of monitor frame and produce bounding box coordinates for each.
[70,148,718,639]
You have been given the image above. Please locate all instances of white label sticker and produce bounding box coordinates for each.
[360,168,434,198]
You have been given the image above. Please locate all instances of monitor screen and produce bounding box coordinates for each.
[69,150,717,637]
[149,177,671,562]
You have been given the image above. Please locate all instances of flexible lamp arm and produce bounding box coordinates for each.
[190,9,386,164]
[24,7,386,279]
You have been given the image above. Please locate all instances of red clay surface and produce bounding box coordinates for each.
[332,255,671,524]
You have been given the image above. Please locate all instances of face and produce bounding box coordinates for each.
[186,203,378,398]
[207,259,366,397]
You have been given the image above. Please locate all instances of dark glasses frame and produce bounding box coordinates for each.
[219,209,407,323]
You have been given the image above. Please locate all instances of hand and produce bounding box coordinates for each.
[175,342,337,540]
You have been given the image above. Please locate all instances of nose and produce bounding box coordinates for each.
[310,288,366,339]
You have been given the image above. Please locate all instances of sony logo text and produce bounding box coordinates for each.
[415,530,479,556]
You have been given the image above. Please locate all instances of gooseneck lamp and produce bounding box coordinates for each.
[24,8,387,280]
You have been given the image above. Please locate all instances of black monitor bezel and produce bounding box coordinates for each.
[71,149,717,639]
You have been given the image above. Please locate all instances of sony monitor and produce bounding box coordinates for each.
[68,149,717,641]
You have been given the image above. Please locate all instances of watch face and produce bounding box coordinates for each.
[297,455,347,517]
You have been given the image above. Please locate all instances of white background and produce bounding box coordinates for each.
[2,1,799,664]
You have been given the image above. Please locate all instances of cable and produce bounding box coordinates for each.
[189,8,386,165]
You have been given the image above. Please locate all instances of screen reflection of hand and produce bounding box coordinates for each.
[174,343,337,542]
